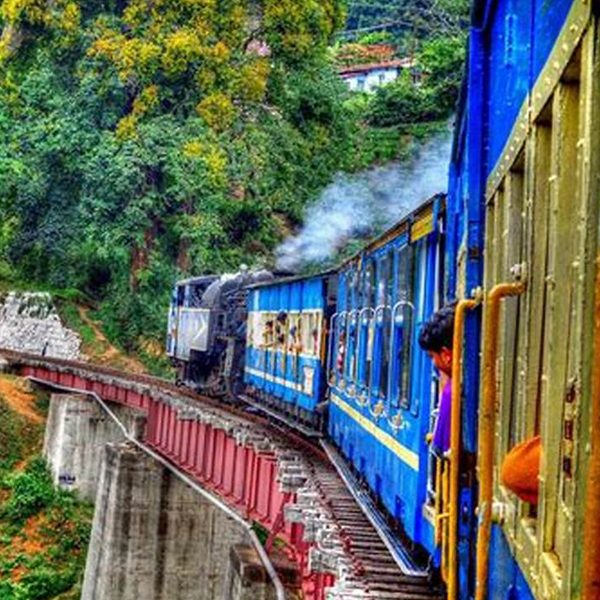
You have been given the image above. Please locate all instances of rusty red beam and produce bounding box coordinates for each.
[17,362,334,599]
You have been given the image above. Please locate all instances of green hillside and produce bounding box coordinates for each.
[0,0,468,357]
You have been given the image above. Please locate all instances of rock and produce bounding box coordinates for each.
[0,292,82,360]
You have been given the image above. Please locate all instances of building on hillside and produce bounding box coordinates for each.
[338,58,415,93]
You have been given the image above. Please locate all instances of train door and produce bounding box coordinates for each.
[478,25,598,600]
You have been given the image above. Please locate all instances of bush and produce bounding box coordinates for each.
[366,72,447,126]
[1,458,55,524]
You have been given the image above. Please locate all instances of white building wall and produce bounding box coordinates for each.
[344,67,400,93]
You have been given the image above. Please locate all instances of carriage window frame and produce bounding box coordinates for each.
[394,243,416,410]
[376,251,393,399]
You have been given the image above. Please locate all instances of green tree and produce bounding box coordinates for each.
[0,0,351,351]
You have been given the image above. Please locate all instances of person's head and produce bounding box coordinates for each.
[418,302,456,376]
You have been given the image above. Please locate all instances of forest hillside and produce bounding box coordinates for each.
[0,0,468,361]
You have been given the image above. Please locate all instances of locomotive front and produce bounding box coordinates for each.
[166,269,273,396]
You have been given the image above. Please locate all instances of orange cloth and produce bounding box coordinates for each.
[501,435,542,505]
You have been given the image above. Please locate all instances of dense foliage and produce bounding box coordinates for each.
[0,386,92,600]
[363,34,466,127]
[0,0,350,349]
[0,0,468,354]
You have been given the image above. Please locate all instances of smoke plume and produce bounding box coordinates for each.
[275,128,452,271]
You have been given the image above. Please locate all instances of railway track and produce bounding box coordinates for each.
[0,349,443,600]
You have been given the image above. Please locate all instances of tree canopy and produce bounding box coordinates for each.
[0,0,351,348]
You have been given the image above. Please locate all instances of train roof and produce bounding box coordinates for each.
[175,275,219,287]
[245,269,337,290]
[340,192,445,267]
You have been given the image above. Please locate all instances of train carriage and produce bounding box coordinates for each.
[327,194,446,557]
[243,272,336,428]
[447,1,600,599]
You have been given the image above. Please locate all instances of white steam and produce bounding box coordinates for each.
[276,128,452,271]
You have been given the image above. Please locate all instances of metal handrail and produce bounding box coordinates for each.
[447,296,480,600]
[326,312,339,387]
[475,282,525,600]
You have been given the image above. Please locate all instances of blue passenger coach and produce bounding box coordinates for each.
[327,195,446,556]
[243,272,336,427]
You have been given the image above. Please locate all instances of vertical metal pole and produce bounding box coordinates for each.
[475,282,524,600]
[448,298,479,600]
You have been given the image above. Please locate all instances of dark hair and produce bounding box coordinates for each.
[418,302,457,352]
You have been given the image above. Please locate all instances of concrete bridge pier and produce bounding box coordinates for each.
[81,442,250,600]
[42,393,295,600]
[43,393,145,502]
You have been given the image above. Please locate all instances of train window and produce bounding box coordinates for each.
[364,262,376,308]
[257,313,265,348]
[289,314,302,353]
[176,285,185,307]
[396,244,414,301]
[502,155,525,456]
[299,312,321,357]
[354,268,364,308]
[378,253,392,398]
[393,244,415,407]
[377,253,392,307]
[263,314,275,348]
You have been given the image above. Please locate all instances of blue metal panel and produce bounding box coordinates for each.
[488,525,536,600]
[257,286,269,311]
[483,0,575,177]
[532,0,572,84]
[289,280,302,312]
[485,0,533,173]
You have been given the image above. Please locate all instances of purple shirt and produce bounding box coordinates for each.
[433,379,452,454]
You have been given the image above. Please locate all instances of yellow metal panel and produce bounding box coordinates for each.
[410,205,435,242]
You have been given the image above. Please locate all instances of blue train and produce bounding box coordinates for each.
[167,1,600,598]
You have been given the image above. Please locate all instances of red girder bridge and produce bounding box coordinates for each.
[2,350,442,600]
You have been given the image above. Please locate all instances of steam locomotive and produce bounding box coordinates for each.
[167,1,600,598]
[166,269,273,396]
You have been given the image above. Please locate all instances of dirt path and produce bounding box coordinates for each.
[77,306,147,374]
[0,377,43,424]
